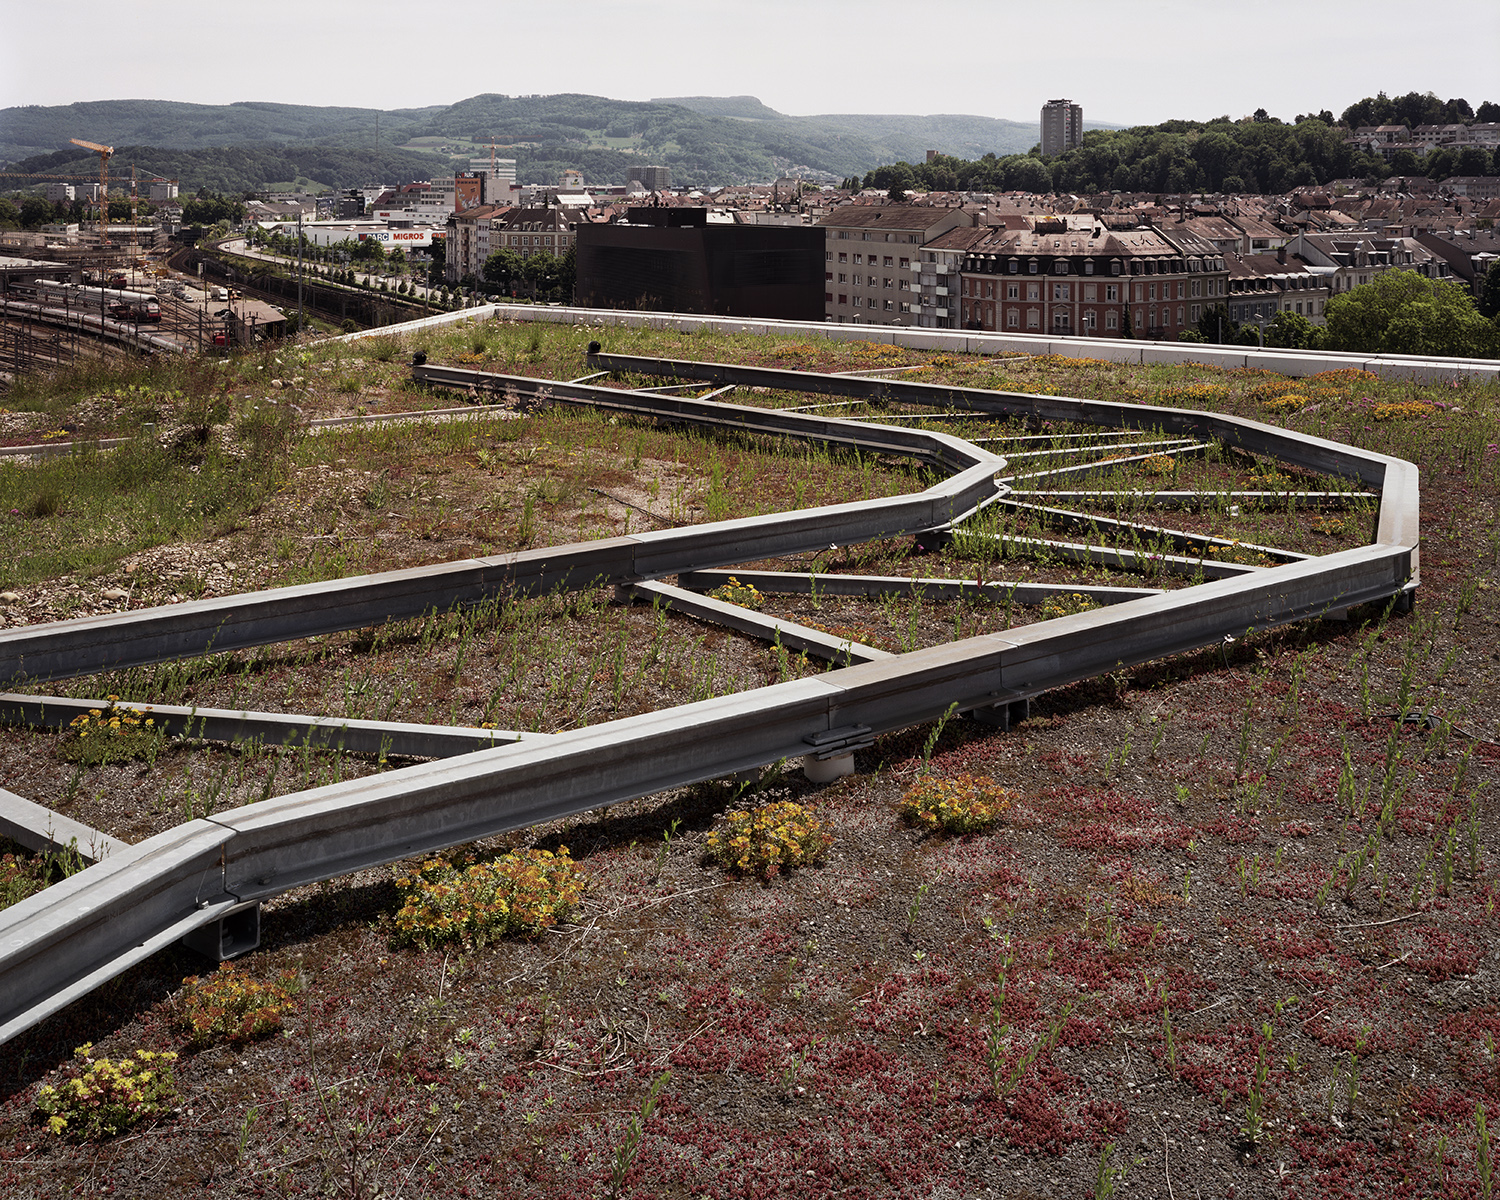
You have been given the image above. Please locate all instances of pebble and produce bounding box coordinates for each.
[0,591,18,603]
[102,588,129,601]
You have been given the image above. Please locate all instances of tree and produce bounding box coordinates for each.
[20,196,59,228]
[1456,147,1493,177]
[483,248,523,293]
[0,198,20,230]
[1476,259,1500,321]
[1264,310,1315,349]
[1476,101,1500,123]
[1198,303,1235,344]
[1322,270,1500,358]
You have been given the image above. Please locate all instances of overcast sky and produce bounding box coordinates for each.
[3,0,1497,126]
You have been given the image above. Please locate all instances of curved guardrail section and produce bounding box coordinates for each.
[0,355,1418,1045]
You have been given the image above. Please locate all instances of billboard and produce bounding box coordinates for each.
[358,229,434,248]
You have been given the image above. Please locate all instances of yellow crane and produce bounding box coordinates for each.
[69,137,113,246]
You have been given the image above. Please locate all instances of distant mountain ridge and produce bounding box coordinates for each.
[0,93,1108,188]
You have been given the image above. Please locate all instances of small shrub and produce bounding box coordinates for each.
[1260,393,1308,415]
[1139,454,1176,477]
[1205,540,1274,566]
[1038,592,1102,621]
[708,576,764,610]
[57,698,162,766]
[175,964,304,1048]
[35,1044,178,1139]
[1370,400,1436,422]
[393,847,585,947]
[1312,514,1351,537]
[706,801,831,879]
[899,773,1015,835]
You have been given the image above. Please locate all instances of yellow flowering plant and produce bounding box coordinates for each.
[708,577,765,610]
[35,1044,179,1139]
[176,964,304,1048]
[899,773,1015,835]
[1038,592,1102,621]
[392,846,585,948]
[58,696,163,766]
[705,800,832,879]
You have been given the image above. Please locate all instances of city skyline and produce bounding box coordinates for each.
[2,0,1497,130]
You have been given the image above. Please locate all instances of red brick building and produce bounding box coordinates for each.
[954,220,1229,339]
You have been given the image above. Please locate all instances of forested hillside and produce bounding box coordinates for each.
[858,92,1499,196]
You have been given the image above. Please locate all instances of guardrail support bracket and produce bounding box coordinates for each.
[968,697,1030,731]
[182,902,261,962]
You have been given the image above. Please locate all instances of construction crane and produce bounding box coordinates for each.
[69,137,113,246]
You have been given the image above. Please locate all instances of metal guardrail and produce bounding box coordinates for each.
[0,371,1002,686]
[0,354,1418,1046]
[348,301,1497,384]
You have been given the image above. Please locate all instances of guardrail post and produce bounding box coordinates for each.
[968,697,1030,731]
[182,901,261,962]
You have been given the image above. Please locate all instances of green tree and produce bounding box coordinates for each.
[1198,303,1235,343]
[1264,310,1315,349]
[19,196,56,228]
[0,198,20,230]
[1322,270,1500,358]
[1474,259,1500,321]
[483,247,524,293]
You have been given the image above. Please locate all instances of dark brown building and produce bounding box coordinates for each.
[575,209,824,321]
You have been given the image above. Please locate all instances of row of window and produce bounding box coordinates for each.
[965,256,1225,277]
[831,230,921,243]
[827,293,912,312]
[827,251,912,268]
[962,303,1208,332]
[828,272,906,289]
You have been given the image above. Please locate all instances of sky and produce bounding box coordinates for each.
[2,0,1497,126]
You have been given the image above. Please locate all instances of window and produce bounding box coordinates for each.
[838,273,846,284]
[883,256,893,267]
[1027,309,1040,329]
[899,257,910,268]
[825,291,833,303]
[1136,308,1144,326]
[899,302,911,313]
[1133,283,1143,302]
[1106,311,1118,329]
[853,254,862,264]
[1084,261,1095,275]
[838,252,847,263]
[984,282,994,299]
[884,278,893,289]
[1027,283,1040,301]
[826,251,833,261]
[838,294,847,306]
[1007,309,1019,328]
[862,232,872,240]
[884,299,894,311]
[1028,259,1039,274]
[826,272,833,281]
[1177,306,1184,324]
[1148,283,1157,302]
[852,296,862,307]
[1007,283,1019,300]
[1110,260,1122,275]
[1053,283,1070,301]
[1054,311,1071,329]
[1296,302,1303,315]
[1008,258,1019,273]
[1084,310,1096,329]
[838,231,849,239]
[1191,280,1201,298]
[1083,284,1097,302]
[1054,260,1068,275]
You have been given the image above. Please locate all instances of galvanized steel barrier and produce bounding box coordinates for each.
[0,349,1419,1045]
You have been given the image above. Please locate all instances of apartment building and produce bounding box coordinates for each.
[444,204,510,283]
[817,205,975,325]
[1226,254,1332,327]
[957,220,1228,339]
[491,207,581,259]
[1041,100,1083,157]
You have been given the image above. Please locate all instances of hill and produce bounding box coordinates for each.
[0,92,1078,187]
